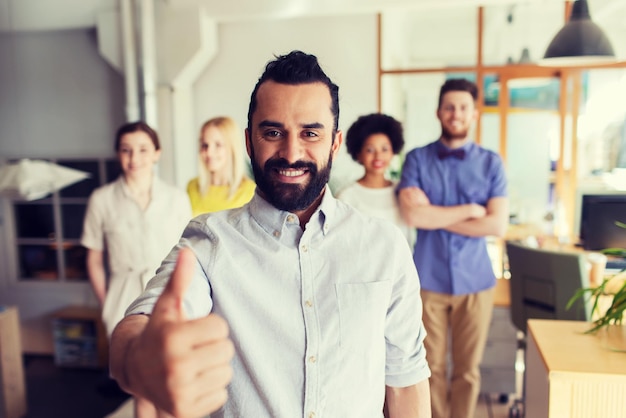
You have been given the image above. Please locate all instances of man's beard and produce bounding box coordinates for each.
[250,148,333,212]
[441,125,469,141]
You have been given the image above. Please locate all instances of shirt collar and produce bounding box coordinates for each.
[434,140,474,157]
[248,185,336,239]
[117,175,162,199]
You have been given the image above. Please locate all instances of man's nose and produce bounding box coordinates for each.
[451,108,463,118]
[278,135,303,163]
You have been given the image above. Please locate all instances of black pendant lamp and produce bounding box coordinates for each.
[541,0,616,66]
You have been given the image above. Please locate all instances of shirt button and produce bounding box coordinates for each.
[287,214,296,223]
[301,245,308,252]
[309,356,316,363]
[273,230,280,238]
[305,300,312,307]
[308,412,316,418]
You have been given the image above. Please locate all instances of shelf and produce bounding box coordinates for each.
[51,306,108,369]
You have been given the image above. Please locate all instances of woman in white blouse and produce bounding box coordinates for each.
[337,113,414,245]
[81,121,191,417]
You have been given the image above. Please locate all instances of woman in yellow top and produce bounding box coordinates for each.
[187,116,255,216]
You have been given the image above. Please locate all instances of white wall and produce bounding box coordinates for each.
[191,14,378,193]
[0,28,125,158]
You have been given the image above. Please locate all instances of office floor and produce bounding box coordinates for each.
[23,355,522,418]
[104,394,520,418]
[475,394,520,418]
[22,355,129,418]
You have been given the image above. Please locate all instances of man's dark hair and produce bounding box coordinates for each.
[114,121,160,151]
[345,113,404,161]
[438,78,478,108]
[247,50,340,135]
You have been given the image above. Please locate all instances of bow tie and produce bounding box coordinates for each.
[437,148,466,160]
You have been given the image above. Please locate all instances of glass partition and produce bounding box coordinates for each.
[577,69,626,180]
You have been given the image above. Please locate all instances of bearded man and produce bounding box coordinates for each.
[109,50,431,418]
[397,78,509,418]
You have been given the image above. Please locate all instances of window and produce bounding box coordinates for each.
[13,158,120,281]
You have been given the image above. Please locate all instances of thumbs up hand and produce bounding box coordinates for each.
[111,247,234,417]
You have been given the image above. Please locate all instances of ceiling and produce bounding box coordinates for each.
[0,0,575,32]
[2,0,623,66]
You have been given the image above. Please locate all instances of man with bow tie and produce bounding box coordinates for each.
[397,78,509,418]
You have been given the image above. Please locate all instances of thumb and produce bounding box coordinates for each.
[151,247,196,323]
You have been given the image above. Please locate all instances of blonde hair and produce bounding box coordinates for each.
[197,116,247,198]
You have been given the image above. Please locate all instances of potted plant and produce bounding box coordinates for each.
[567,221,626,350]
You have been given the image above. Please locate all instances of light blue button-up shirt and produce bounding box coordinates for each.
[127,188,430,418]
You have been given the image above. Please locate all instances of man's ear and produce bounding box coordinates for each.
[245,128,252,158]
[331,130,343,159]
[472,108,479,122]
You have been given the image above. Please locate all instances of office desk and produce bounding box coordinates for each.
[525,319,626,418]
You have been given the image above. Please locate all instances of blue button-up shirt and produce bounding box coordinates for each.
[398,141,507,295]
[127,188,430,418]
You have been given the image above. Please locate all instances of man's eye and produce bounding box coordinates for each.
[263,130,282,139]
[302,131,320,140]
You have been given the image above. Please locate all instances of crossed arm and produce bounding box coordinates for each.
[398,186,509,237]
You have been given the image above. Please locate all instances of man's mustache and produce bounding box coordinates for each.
[264,158,317,172]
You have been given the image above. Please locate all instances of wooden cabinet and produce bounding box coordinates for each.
[51,306,108,369]
[0,306,27,418]
[526,319,626,418]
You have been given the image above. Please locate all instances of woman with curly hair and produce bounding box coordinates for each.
[337,113,414,245]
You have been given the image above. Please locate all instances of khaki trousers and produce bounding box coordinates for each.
[421,288,494,418]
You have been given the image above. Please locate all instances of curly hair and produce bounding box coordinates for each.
[345,113,404,161]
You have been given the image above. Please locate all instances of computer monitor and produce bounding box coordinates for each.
[578,193,626,251]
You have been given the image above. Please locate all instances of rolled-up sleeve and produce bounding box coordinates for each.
[385,238,431,387]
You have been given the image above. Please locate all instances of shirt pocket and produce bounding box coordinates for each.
[459,172,492,205]
[336,281,392,350]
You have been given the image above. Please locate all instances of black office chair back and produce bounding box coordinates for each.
[506,241,591,334]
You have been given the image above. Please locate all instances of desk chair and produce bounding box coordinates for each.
[505,240,592,417]
[506,240,591,333]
